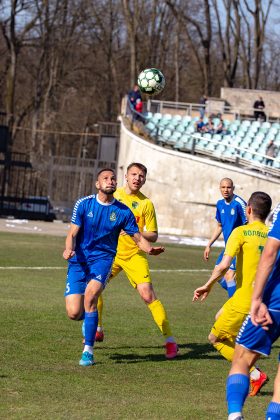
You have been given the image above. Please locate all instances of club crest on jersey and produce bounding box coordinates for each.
[132,201,139,209]
[110,211,116,221]
[231,209,235,215]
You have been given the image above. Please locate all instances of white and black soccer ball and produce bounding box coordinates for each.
[137,68,165,95]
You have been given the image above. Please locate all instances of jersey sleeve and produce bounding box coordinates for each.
[237,199,247,224]
[123,208,140,236]
[224,227,243,258]
[144,200,158,232]
[215,203,221,223]
[71,199,84,226]
[269,204,280,241]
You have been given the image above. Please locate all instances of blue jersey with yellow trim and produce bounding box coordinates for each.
[216,194,247,244]
[70,194,139,263]
[263,204,280,309]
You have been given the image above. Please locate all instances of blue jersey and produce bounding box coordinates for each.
[70,194,139,263]
[216,194,247,244]
[262,204,280,310]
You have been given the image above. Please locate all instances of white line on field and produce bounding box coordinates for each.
[0,266,211,272]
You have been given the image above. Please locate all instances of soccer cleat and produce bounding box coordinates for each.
[95,330,104,342]
[249,370,268,396]
[165,342,179,359]
[79,351,94,366]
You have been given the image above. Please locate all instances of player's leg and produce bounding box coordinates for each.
[79,258,113,366]
[266,359,280,419]
[216,251,236,297]
[64,262,86,320]
[226,344,259,420]
[121,253,178,359]
[95,261,122,342]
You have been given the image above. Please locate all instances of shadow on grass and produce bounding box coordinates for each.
[107,342,221,364]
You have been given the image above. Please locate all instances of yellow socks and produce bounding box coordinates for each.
[97,294,104,328]
[148,299,173,339]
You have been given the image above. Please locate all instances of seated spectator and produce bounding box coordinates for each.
[135,98,143,114]
[128,85,142,108]
[205,118,215,135]
[215,117,228,135]
[253,96,266,121]
[196,117,206,133]
[265,139,278,166]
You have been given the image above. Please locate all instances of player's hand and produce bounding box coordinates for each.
[204,246,211,261]
[119,229,127,236]
[251,300,272,330]
[63,249,75,260]
[193,285,210,302]
[148,246,165,256]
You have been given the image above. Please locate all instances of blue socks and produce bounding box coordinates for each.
[227,280,236,298]
[218,278,236,298]
[84,311,98,346]
[266,402,280,419]
[226,374,250,415]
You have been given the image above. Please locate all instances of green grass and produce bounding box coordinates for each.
[0,232,277,419]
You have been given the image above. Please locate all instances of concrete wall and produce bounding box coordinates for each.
[221,87,280,119]
[117,119,280,239]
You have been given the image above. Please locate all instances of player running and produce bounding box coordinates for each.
[226,204,280,420]
[204,178,247,297]
[96,162,178,359]
[194,191,272,396]
[63,168,164,366]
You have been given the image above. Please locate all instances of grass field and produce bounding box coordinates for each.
[0,231,278,419]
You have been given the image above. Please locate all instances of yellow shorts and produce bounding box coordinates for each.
[110,252,151,288]
[211,300,247,341]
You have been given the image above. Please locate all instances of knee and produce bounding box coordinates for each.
[66,307,83,320]
[208,333,217,345]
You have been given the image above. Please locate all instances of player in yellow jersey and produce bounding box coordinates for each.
[96,162,178,359]
[193,191,272,395]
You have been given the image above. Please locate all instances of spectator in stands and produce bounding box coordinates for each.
[199,95,207,118]
[128,85,142,109]
[205,118,215,135]
[196,117,207,133]
[135,98,143,114]
[253,96,266,121]
[265,139,277,166]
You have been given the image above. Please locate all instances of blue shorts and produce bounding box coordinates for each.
[64,258,113,296]
[216,249,236,271]
[236,310,280,356]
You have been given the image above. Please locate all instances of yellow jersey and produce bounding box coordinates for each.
[225,220,268,313]
[114,187,158,259]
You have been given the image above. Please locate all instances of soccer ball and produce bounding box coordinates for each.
[137,68,165,95]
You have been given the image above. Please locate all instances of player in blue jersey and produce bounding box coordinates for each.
[63,168,164,366]
[226,204,280,420]
[204,178,247,297]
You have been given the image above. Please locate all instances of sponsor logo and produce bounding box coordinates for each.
[110,212,116,221]
[132,201,139,209]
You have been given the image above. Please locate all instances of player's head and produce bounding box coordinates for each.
[96,168,117,195]
[125,163,147,193]
[219,178,234,201]
[247,191,272,221]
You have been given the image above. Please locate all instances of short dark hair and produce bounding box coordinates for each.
[97,168,115,179]
[126,162,147,176]
[248,191,272,220]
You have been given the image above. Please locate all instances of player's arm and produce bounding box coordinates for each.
[63,223,80,260]
[141,231,158,243]
[132,232,164,255]
[204,223,222,261]
[193,254,232,302]
[250,237,280,328]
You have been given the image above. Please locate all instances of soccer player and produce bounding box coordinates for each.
[226,204,280,420]
[63,168,164,366]
[193,191,272,396]
[204,178,247,298]
[96,162,178,359]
